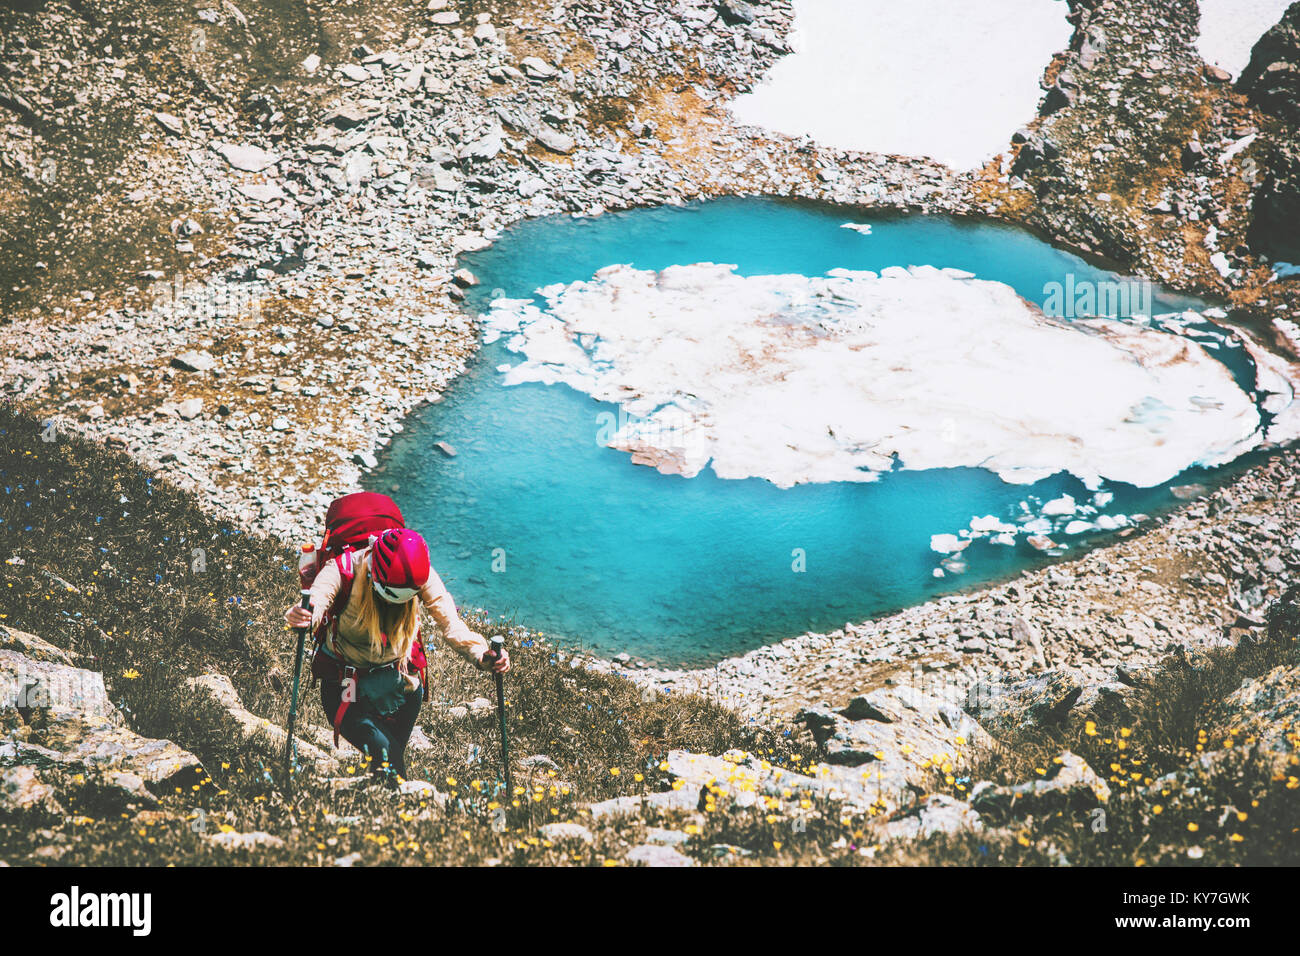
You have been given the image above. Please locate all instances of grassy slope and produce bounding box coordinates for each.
[884,628,1300,866]
[1,401,1297,865]
[0,0,442,316]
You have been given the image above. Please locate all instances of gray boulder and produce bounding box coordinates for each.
[184,673,338,774]
[0,765,63,816]
[519,56,557,80]
[407,725,434,753]
[492,105,575,154]
[718,1,758,25]
[215,142,279,172]
[1069,680,1137,731]
[1010,134,1060,179]
[796,684,992,806]
[585,783,701,820]
[520,754,561,771]
[2,649,204,797]
[1203,663,1300,774]
[970,751,1110,823]
[878,793,981,842]
[207,830,286,851]
[1,648,117,723]
[965,670,1083,738]
[644,826,691,846]
[626,843,694,867]
[0,625,77,666]
[539,822,593,844]
[170,350,216,373]
[321,104,382,130]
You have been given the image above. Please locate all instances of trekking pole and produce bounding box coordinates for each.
[285,589,311,788]
[488,635,513,801]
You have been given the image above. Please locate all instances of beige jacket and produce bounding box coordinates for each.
[308,546,488,668]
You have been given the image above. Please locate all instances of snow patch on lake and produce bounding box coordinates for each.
[1196,0,1294,77]
[726,0,1073,170]
[483,263,1264,489]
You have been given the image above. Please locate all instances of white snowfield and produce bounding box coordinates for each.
[1196,0,1294,77]
[483,263,1269,490]
[727,0,1074,170]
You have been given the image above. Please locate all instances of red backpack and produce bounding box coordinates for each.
[298,491,405,591]
[298,492,430,714]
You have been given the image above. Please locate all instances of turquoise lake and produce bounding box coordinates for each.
[372,198,1258,666]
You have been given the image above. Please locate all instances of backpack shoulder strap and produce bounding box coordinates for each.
[336,547,356,587]
[313,548,358,655]
[332,548,358,617]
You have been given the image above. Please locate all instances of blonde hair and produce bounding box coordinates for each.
[354,557,421,661]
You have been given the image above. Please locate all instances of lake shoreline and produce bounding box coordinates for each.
[578,446,1300,720]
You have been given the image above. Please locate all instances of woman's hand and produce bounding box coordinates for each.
[284,604,312,629]
[478,646,511,674]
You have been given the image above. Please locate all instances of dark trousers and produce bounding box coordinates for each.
[319,678,422,778]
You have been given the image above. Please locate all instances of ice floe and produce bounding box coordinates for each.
[482,262,1268,490]
[970,515,1018,535]
[926,492,1134,568]
[930,533,969,554]
[922,483,1148,575]
[726,0,1073,170]
[1041,494,1077,516]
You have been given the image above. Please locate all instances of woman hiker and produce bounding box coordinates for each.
[283,527,509,782]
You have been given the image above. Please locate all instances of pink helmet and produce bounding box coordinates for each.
[369,529,430,604]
